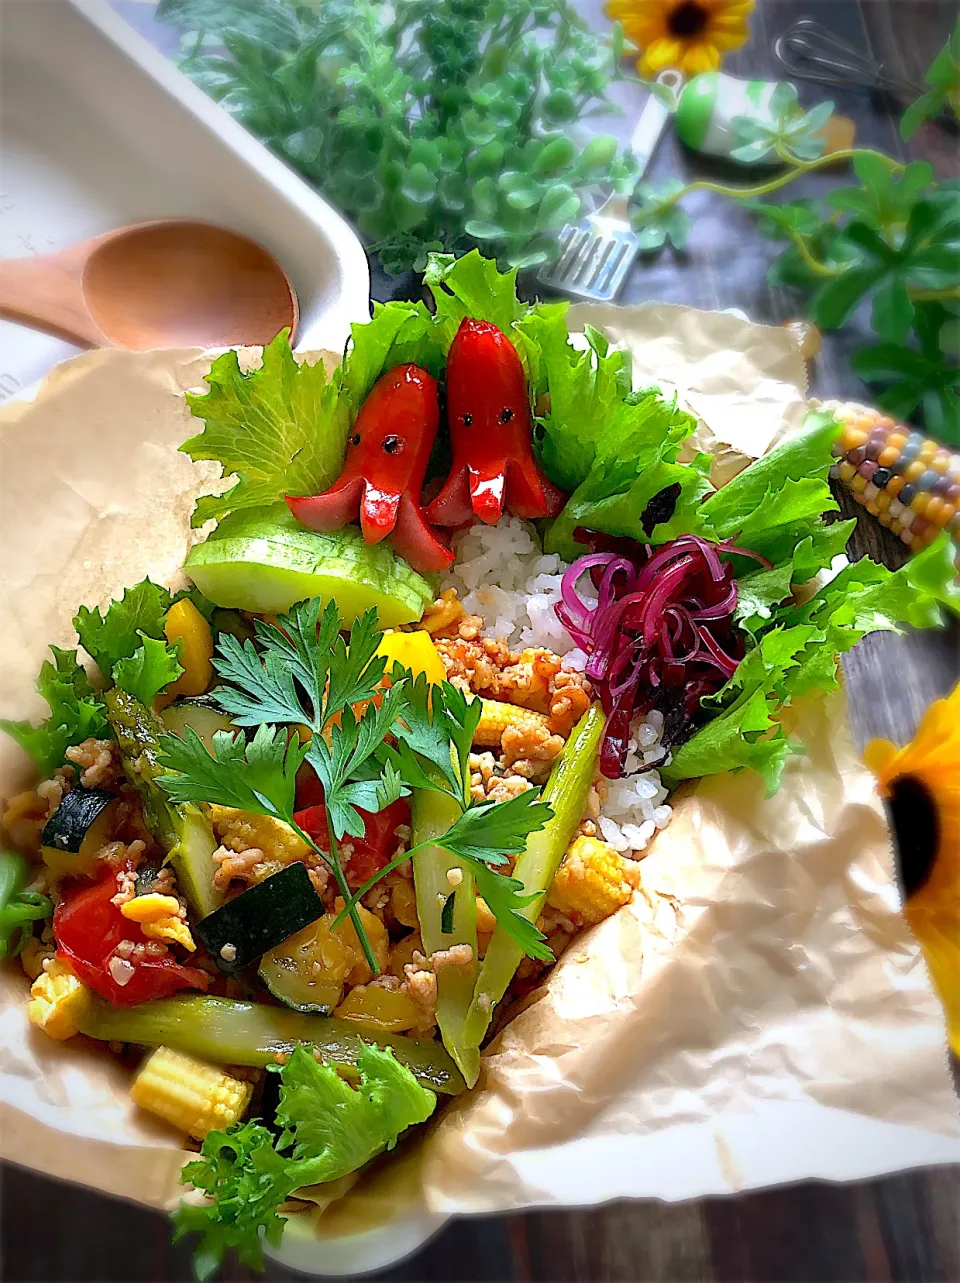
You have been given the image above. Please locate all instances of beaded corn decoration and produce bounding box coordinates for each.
[823,400,960,571]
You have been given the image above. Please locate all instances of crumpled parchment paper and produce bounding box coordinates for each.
[1,307,956,1232]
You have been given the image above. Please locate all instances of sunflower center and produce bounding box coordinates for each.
[888,774,939,899]
[667,1,709,38]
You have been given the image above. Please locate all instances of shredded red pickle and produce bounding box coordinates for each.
[555,529,770,778]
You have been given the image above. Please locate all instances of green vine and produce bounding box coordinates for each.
[632,38,960,444]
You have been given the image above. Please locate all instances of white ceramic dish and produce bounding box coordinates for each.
[0,0,370,401]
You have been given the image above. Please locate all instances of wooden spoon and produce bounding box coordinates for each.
[0,219,299,350]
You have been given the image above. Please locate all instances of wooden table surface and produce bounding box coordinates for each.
[3,0,958,1279]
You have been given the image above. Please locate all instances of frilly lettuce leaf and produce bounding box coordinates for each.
[74,578,174,675]
[0,647,110,774]
[112,634,184,709]
[519,306,633,492]
[423,250,528,348]
[666,534,960,792]
[174,1044,436,1281]
[544,390,703,560]
[181,330,348,527]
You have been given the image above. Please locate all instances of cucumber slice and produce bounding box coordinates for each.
[161,697,235,751]
[185,503,433,625]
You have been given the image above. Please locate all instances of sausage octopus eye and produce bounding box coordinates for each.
[349,434,361,447]
[462,413,473,427]
[382,434,403,454]
[499,407,514,424]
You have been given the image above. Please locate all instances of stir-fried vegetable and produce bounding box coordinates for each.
[412,790,480,1086]
[76,994,465,1095]
[460,703,605,1057]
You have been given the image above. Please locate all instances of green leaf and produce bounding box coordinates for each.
[663,688,792,797]
[809,263,885,329]
[341,302,444,408]
[733,562,798,634]
[536,184,581,231]
[697,409,840,542]
[378,671,481,803]
[0,851,52,961]
[544,388,702,560]
[278,1043,436,1186]
[439,789,552,866]
[172,1119,292,1280]
[181,330,348,527]
[112,634,184,709]
[74,579,173,675]
[157,723,307,818]
[423,250,526,348]
[1,646,111,775]
[520,303,633,491]
[174,1044,435,1280]
[870,273,914,344]
[785,533,960,642]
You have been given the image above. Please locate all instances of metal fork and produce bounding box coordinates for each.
[538,69,683,303]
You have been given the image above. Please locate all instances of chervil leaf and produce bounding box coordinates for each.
[378,670,481,802]
[375,759,408,811]
[157,724,306,818]
[212,598,340,730]
[469,861,551,961]
[74,579,173,675]
[307,684,408,838]
[181,330,349,527]
[439,789,552,865]
[1,646,110,774]
[324,608,388,727]
[112,633,184,708]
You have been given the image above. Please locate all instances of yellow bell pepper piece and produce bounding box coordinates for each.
[376,630,446,685]
[163,599,213,700]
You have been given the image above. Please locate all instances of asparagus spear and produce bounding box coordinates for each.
[105,689,222,916]
[411,790,480,1087]
[459,702,605,1057]
[77,994,465,1095]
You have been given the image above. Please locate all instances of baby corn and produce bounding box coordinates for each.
[130,1046,253,1140]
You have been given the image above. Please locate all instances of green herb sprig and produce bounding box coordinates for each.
[156,0,635,274]
[630,45,960,443]
[156,599,554,971]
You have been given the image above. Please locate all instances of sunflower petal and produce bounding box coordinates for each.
[863,737,901,788]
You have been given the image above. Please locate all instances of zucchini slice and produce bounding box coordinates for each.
[195,863,323,973]
[259,922,341,1014]
[160,697,235,751]
[40,788,119,880]
[168,803,224,920]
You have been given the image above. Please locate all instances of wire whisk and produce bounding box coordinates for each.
[774,18,927,101]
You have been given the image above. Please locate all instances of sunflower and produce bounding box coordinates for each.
[865,683,960,1058]
[606,0,754,77]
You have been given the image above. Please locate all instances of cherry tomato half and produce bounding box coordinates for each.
[54,866,209,1007]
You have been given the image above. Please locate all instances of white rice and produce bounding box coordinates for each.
[446,516,673,857]
[442,515,581,654]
